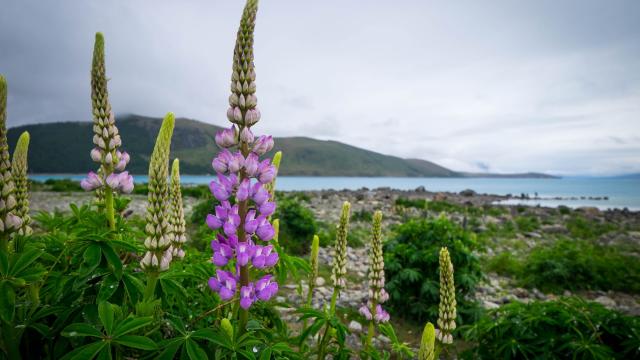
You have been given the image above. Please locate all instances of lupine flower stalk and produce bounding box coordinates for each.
[0,75,22,251]
[329,201,351,314]
[437,247,456,344]
[418,322,436,360]
[361,211,390,347]
[303,235,320,329]
[207,0,279,331]
[140,113,175,282]
[169,159,187,259]
[11,132,31,236]
[80,33,133,230]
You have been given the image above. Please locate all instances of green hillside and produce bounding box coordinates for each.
[7,114,460,176]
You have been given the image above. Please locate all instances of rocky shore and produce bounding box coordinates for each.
[28,188,640,319]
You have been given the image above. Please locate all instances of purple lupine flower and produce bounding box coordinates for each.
[255,275,278,301]
[212,149,233,173]
[211,240,234,266]
[206,214,223,230]
[237,178,251,201]
[375,304,390,323]
[244,153,259,177]
[257,159,277,184]
[240,127,254,143]
[252,135,274,156]
[228,151,245,173]
[359,305,372,320]
[240,284,255,310]
[244,209,258,234]
[115,151,130,171]
[251,182,269,205]
[223,215,240,237]
[210,173,237,201]
[259,201,276,217]
[208,270,237,300]
[252,244,278,269]
[236,241,254,266]
[215,126,238,148]
[255,215,275,241]
[80,171,103,191]
[244,108,261,126]
[118,171,134,193]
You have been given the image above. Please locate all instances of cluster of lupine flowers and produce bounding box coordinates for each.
[207,0,279,310]
[80,33,133,195]
[436,247,457,344]
[359,210,391,323]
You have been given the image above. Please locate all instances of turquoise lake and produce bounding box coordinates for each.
[30,175,640,210]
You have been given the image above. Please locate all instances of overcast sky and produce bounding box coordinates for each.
[1,0,639,175]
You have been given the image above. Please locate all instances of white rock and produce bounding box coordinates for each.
[348,320,363,333]
[315,277,326,286]
[594,295,616,308]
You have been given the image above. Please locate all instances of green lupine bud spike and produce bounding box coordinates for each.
[437,247,456,344]
[310,234,320,283]
[221,318,234,340]
[0,75,21,242]
[11,131,31,235]
[229,0,260,128]
[331,201,351,290]
[265,150,281,200]
[271,218,279,244]
[368,210,385,300]
[141,113,175,272]
[169,158,187,259]
[90,32,124,206]
[418,322,436,360]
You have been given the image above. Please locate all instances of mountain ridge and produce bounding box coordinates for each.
[7,114,557,178]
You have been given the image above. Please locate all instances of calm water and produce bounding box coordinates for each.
[31,174,640,210]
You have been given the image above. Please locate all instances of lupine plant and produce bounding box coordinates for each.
[0,75,22,249]
[80,33,133,230]
[360,211,390,348]
[11,131,31,236]
[206,0,279,331]
[170,158,187,260]
[437,247,457,345]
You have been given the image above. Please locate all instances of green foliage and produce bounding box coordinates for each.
[395,197,427,209]
[484,252,523,277]
[274,196,318,255]
[514,215,539,232]
[520,238,640,293]
[384,216,482,324]
[566,215,617,239]
[43,178,83,192]
[461,297,640,359]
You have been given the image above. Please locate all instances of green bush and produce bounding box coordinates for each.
[384,216,483,324]
[274,196,317,255]
[461,297,640,359]
[514,216,539,232]
[484,252,523,276]
[566,215,617,239]
[394,197,427,209]
[520,238,640,293]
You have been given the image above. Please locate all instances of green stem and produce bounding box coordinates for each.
[144,271,158,301]
[237,139,250,333]
[329,287,339,316]
[303,282,315,330]
[365,299,377,348]
[316,323,331,360]
[104,187,115,231]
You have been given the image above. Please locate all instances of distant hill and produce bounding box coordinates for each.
[7,114,554,178]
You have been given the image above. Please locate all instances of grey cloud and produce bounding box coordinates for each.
[1,0,639,175]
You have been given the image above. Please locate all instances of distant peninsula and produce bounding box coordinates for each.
[8,114,557,178]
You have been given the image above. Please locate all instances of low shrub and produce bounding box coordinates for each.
[461,297,640,359]
[514,215,540,232]
[484,252,523,276]
[384,216,483,324]
[520,238,640,293]
[566,215,617,239]
[394,197,427,209]
[43,178,82,192]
